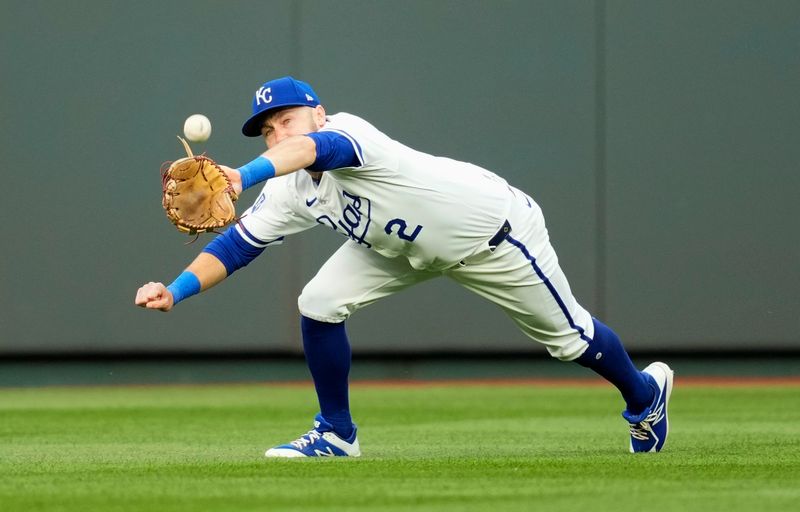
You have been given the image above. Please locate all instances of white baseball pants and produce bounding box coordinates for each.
[298,188,593,361]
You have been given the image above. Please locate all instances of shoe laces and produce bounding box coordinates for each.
[628,402,665,440]
[290,429,322,449]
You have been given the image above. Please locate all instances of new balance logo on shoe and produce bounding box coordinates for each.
[264,413,361,458]
[623,362,674,453]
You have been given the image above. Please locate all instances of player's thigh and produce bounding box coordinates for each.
[445,199,593,360]
[298,240,437,323]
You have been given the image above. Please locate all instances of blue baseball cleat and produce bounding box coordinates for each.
[265,413,361,458]
[622,362,674,453]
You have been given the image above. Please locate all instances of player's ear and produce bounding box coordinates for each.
[313,105,326,128]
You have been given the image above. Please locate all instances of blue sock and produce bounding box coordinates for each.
[575,318,655,414]
[300,315,354,439]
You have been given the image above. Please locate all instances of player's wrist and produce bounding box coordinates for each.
[166,271,201,305]
[238,156,276,190]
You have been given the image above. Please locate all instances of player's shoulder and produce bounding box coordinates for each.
[323,112,394,152]
[242,171,318,222]
[254,171,305,204]
[325,111,365,126]
[260,170,295,190]
[323,112,382,135]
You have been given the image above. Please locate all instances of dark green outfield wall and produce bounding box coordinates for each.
[1,1,798,354]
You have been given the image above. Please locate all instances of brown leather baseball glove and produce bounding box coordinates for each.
[161,137,238,238]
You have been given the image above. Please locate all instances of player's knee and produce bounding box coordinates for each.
[297,282,352,323]
[513,318,592,361]
[544,340,590,362]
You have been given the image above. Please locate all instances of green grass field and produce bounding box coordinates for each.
[1,381,798,512]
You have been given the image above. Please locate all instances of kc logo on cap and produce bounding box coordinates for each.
[255,87,273,105]
[242,76,321,137]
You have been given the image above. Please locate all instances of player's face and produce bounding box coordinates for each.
[261,105,326,148]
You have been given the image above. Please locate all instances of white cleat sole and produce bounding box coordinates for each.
[265,448,308,458]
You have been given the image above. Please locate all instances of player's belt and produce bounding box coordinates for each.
[488,220,512,251]
[458,220,512,267]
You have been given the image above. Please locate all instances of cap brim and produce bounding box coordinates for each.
[241,102,314,137]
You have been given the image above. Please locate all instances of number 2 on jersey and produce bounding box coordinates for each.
[384,218,423,242]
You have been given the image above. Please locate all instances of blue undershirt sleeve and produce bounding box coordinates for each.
[306,131,362,171]
[202,225,266,276]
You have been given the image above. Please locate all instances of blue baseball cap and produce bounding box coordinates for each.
[241,76,321,137]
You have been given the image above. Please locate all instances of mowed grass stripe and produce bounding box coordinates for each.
[1,384,798,512]
[3,374,799,394]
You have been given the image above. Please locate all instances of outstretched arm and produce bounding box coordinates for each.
[223,131,361,194]
[134,225,268,312]
[134,253,227,312]
[221,135,317,195]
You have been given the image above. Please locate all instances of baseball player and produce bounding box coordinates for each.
[135,76,673,457]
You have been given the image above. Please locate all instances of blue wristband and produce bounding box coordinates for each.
[166,271,201,306]
[238,156,276,190]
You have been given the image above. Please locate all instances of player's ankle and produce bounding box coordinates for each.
[334,425,355,440]
[624,373,657,415]
[320,411,355,440]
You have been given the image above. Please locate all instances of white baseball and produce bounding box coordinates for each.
[183,114,212,142]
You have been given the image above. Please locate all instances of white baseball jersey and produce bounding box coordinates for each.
[236,112,594,360]
[237,113,514,271]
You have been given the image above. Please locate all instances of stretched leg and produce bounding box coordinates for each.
[300,316,354,438]
[574,318,653,414]
[265,241,436,458]
[447,190,671,451]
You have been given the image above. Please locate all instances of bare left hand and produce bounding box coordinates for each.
[220,165,243,195]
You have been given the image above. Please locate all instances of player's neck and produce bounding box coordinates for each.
[306,170,323,184]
